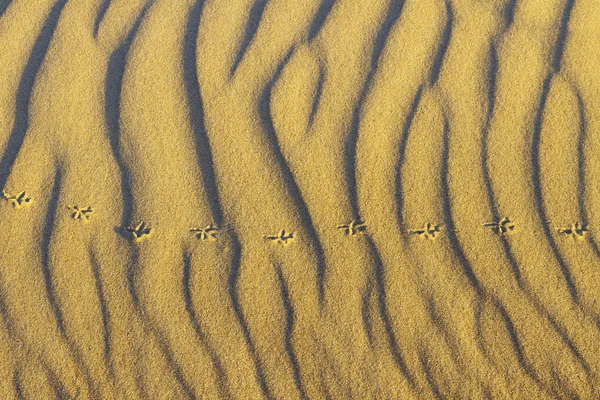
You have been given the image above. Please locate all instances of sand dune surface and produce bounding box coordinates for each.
[1,0,600,398]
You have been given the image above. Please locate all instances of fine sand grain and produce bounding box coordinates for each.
[1,0,600,398]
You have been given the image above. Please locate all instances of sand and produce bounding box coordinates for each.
[1,0,600,398]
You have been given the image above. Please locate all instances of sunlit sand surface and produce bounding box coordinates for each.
[1,0,600,398]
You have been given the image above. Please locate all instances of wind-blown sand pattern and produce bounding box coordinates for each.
[1,0,600,398]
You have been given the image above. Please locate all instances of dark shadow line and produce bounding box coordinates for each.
[574,91,600,259]
[370,0,405,70]
[395,85,423,229]
[360,277,374,347]
[258,47,327,303]
[549,365,578,399]
[343,0,414,387]
[41,167,66,334]
[124,255,198,393]
[0,0,69,192]
[474,298,490,362]
[104,3,150,228]
[417,348,444,400]
[275,265,308,400]
[126,250,195,400]
[183,0,225,225]
[12,370,24,400]
[367,236,416,389]
[41,168,98,398]
[482,68,594,383]
[543,307,592,378]
[481,42,523,284]
[482,388,494,400]
[0,292,71,398]
[486,44,499,128]
[148,327,196,399]
[440,115,483,296]
[93,0,113,38]
[553,0,575,73]
[346,0,406,221]
[503,0,517,27]
[230,0,269,79]
[307,62,325,130]
[316,332,353,398]
[321,373,334,400]
[428,0,453,87]
[424,295,460,368]
[126,247,141,310]
[88,249,114,382]
[481,36,586,376]
[492,299,551,395]
[307,0,335,41]
[228,234,273,400]
[531,75,579,302]
[479,0,526,287]
[182,252,230,399]
[40,357,70,399]
[0,0,12,20]
[121,245,148,400]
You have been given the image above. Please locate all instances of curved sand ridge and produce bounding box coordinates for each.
[1,0,600,398]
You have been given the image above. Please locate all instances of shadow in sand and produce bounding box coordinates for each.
[258,47,328,302]
[367,235,416,388]
[230,0,269,78]
[0,0,68,191]
[88,249,114,380]
[342,1,416,387]
[527,0,579,302]
[275,265,308,399]
[307,63,325,129]
[575,91,600,259]
[553,0,575,73]
[439,116,483,296]
[503,0,517,27]
[429,0,453,87]
[424,295,461,364]
[12,370,23,400]
[182,252,230,398]
[481,44,524,284]
[104,5,150,228]
[307,0,335,41]
[482,45,592,383]
[492,299,549,393]
[41,168,66,334]
[40,168,97,397]
[228,234,273,400]
[126,250,197,398]
[395,86,423,230]
[183,0,226,226]
[93,0,113,37]
[346,0,406,221]
[531,75,579,302]
[360,278,374,346]
[0,0,12,20]
[417,348,444,400]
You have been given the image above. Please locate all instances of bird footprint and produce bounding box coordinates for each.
[2,190,31,208]
[263,229,295,245]
[337,220,366,236]
[409,222,441,239]
[69,205,93,222]
[558,222,588,239]
[126,221,152,241]
[483,217,515,236]
[190,223,219,241]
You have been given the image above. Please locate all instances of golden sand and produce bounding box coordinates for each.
[1,0,600,398]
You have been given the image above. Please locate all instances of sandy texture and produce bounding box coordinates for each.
[1,0,600,398]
